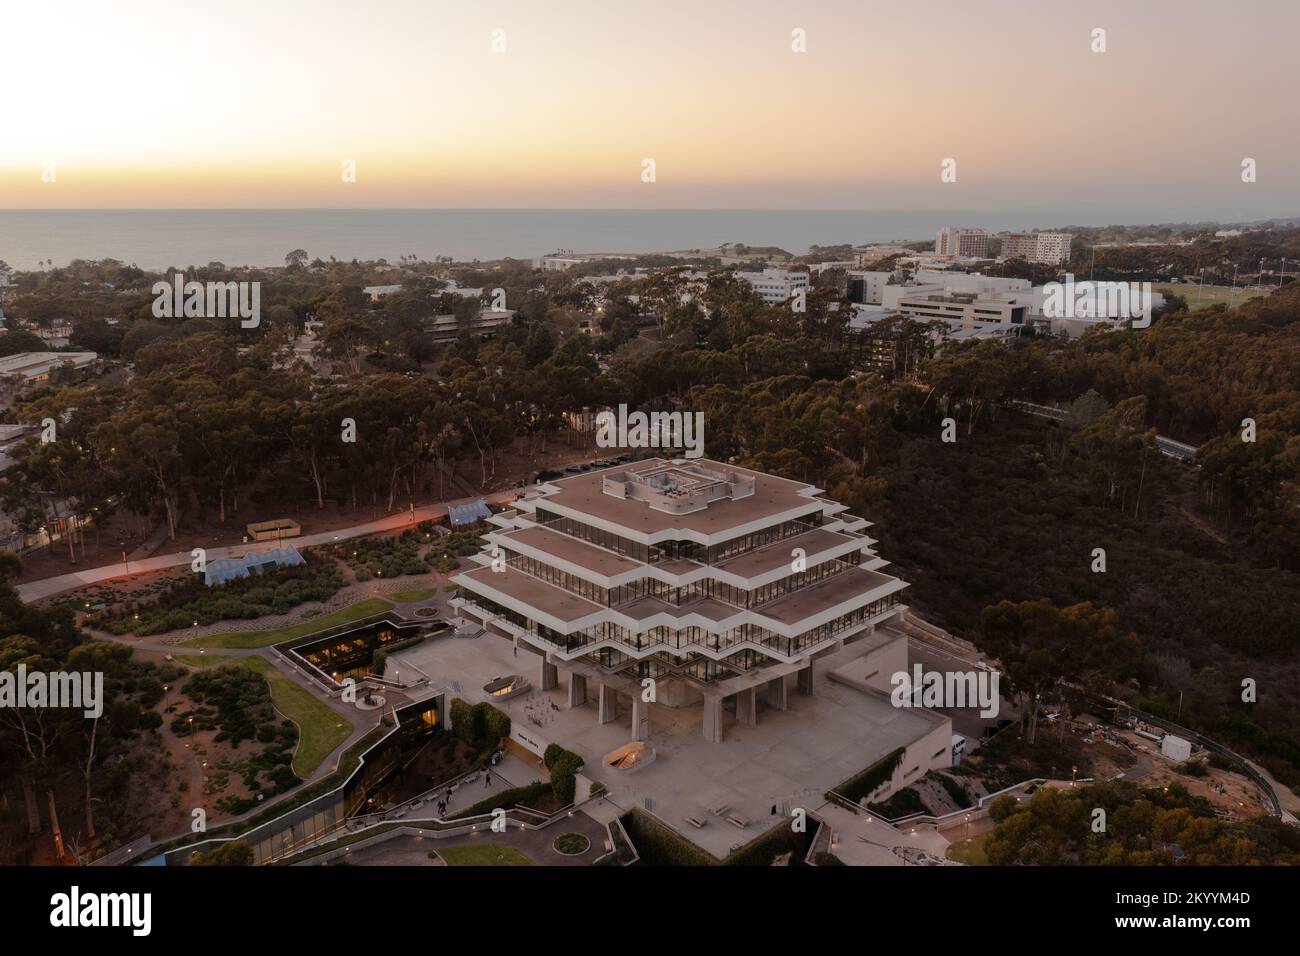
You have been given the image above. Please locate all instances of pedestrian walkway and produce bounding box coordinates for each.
[405,752,540,820]
[318,808,609,867]
[16,490,517,602]
[813,801,954,866]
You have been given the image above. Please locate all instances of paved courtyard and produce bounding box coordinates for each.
[393,629,942,858]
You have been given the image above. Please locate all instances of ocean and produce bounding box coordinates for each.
[1,207,1093,272]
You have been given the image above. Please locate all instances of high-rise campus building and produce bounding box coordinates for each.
[934,227,989,258]
[451,459,936,749]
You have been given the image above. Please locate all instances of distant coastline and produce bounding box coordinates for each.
[4,208,1291,273]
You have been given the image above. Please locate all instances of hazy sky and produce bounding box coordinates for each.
[1,0,1296,220]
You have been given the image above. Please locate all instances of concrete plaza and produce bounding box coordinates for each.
[393,628,942,858]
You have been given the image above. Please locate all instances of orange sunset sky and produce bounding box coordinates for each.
[1,0,1296,217]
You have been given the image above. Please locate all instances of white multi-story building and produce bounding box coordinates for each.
[895,291,1031,328]
[537,256,587,272]
[0,351,98,388]
[424,308,516,342]
[911,270,1031,296]
[878,272,1030,311]
[934,227,988,259]
[808,260,857,275]
[1001,232,1073,265]
[847,271,898,306]
[892,281,1165,339]
[736,268,810,305]
[451,459,948,763]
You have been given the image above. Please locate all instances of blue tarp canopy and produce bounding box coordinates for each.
[448,499,491,527]
[204,545,305,587]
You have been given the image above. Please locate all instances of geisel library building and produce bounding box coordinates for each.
[451,459,952,777]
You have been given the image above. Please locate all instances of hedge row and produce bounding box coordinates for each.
[619,810,718,867]
[450,698,511,757]
[543,743,585,805]
[724,819,815,867]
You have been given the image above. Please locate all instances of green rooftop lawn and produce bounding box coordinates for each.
[181,597,394,648]
[387,585,439,603]
[435,843,534,866]
[233,656,353,777]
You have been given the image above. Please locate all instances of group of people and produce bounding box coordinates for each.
[432,760,500,817]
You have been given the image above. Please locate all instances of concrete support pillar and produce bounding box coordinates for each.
[568,673,588,708]
[735,687,757,726]
[631,695,650,741]
[541,659,558,691]
[702,695,723,743]
[797,662,815,696]
[767,675,788,711]
[597,683,617,724]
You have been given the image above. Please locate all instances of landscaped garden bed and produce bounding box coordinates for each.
[86,557,344,636]
[425,529,487,573]
[552,832,590,855]
[333,533,428,580]
[171,664,303,814]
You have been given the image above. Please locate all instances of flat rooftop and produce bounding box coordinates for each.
[500,525,641,577]
[539,458,821,538]
[713,527,857,578]
[469,535,900,633]
[459,565,601,625]
[755,565,901,627]
[617,596,741,624]
[0,350,97,379]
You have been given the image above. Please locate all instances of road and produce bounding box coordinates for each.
[1008,401,1200,462]
[16,490,518,602]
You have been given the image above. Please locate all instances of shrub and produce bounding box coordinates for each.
[988,794,1019,822]
[868,786,927,819]
[543,744,584,804]
[450,698,511,755]
[450,698,478,747]
[828,747,905,805]
[483,705,511,749]
[553,832,590,855]
[188,840,254,866]
[940,774,974,809]
[1207,751,1234,772]
[725,820,814,867]
[88,559,344,636]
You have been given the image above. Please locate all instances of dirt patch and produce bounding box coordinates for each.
[1179,507,1230,546]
